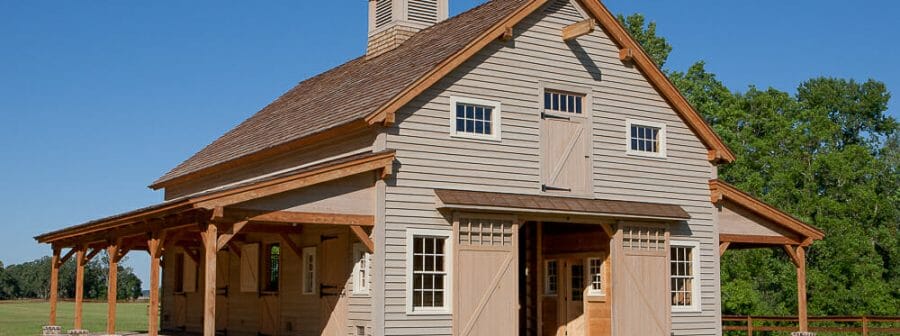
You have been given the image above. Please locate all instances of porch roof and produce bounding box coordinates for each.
[435,189,691,221]
[34,150,395,246]
[710,179,825,247]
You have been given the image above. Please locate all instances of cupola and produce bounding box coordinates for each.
[367,0,449,59]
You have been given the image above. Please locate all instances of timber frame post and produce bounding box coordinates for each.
[147,231,166,336]
[783,244,809,332]
[106,243,120,335]
[48,246,61,326]
[201,222,218,336]
[73,246,87,330]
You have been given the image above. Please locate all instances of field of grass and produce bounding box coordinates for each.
[0,301,152,336]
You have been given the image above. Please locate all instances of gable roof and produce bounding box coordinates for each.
[709,179,825,243]
[152,0,735,189]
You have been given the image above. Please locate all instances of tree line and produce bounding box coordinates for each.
[0,253,142,301]
[620,14,898,316]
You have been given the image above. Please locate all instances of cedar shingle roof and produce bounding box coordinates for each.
[435,189,691,220]
[152,0,532,187]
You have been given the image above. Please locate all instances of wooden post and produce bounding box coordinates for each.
[202,224,218,336]
[747,315,753,336]
[797,246,808,332]
[106,244,119,335]
[48,247,61,326]
[148,234,162,336]
[862,316,869,336]
[74,247,86,330]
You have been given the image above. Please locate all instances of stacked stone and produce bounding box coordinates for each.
[41,326,62,336]
[791,332,816,336]
[66,329,89,336]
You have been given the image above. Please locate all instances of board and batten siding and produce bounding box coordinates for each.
[382,0,721,335]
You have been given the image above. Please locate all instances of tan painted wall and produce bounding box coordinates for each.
[719,202,797,238]
[382,0,720,335]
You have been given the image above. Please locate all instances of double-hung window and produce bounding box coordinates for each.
[450,96,501,140]
[544,260,558,296]
[587,257,605,296]
[670,240,701,312]
[626,119,667,158]
[353,244,372,295]
[407,229,451,313]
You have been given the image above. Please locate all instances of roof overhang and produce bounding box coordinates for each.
[710,179,825,247]
[435,189,691,222]
[36,150,395,246]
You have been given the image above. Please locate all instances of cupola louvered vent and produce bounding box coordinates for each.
[375,0,393,29]
[408,0,439,25]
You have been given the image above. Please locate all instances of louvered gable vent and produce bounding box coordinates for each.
[408,0,439,25]
[375,0,393,29]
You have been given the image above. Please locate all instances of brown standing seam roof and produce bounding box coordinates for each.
[435,189,691,220]
[152,0,532,187]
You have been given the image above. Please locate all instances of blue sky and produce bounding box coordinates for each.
[1,0,896,288]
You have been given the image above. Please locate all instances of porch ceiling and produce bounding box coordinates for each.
[434,189,691,221]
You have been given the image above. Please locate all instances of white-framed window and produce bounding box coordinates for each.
[301,246,317,295]
[626,119,667,158]
[587,257,605,296]
[544,259,558,296]
[352,244,372,295]
[406,229,452,314]
[670,240,701,312]
[450,96,502,141]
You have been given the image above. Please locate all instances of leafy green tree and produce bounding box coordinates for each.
[616,13,672,68]
[623,11,900,317]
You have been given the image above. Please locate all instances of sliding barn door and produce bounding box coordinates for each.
[454,216,519,336]
[215,251,230,331]
[613,223,670,335]
[540,109,590,195]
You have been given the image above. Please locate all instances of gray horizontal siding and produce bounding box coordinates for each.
[383,1,720,335]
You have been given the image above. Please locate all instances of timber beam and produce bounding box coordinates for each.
[562,19,595,41]
[215,207,375,227]
[350,225,374,253]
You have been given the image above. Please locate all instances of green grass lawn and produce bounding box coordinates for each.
[0,301,152,336]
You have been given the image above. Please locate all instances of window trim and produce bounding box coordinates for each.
[670,240,702,313]
[301,246,317,295]
[586,257,606,297]
[625,119,667,158]
[449,96,502,141]
[352,243,372,296]
[405,228,453,315]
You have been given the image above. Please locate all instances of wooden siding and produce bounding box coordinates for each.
[383,0,719,335]
[164,129,376,200]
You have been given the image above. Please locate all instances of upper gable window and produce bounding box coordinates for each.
[450,96,501,141]
[626,119,667,158]
[544,91,583,114]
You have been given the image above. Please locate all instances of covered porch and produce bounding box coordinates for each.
[34,150,395,336]
[711,179,826,334]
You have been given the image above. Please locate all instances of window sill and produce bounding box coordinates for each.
[259,291,279,296]
[450,133,502,143]
[406,309,452,316]
[586,294,606,302]
[625,150,667,160]
[671,307,702,314]
[350,293,371,298]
